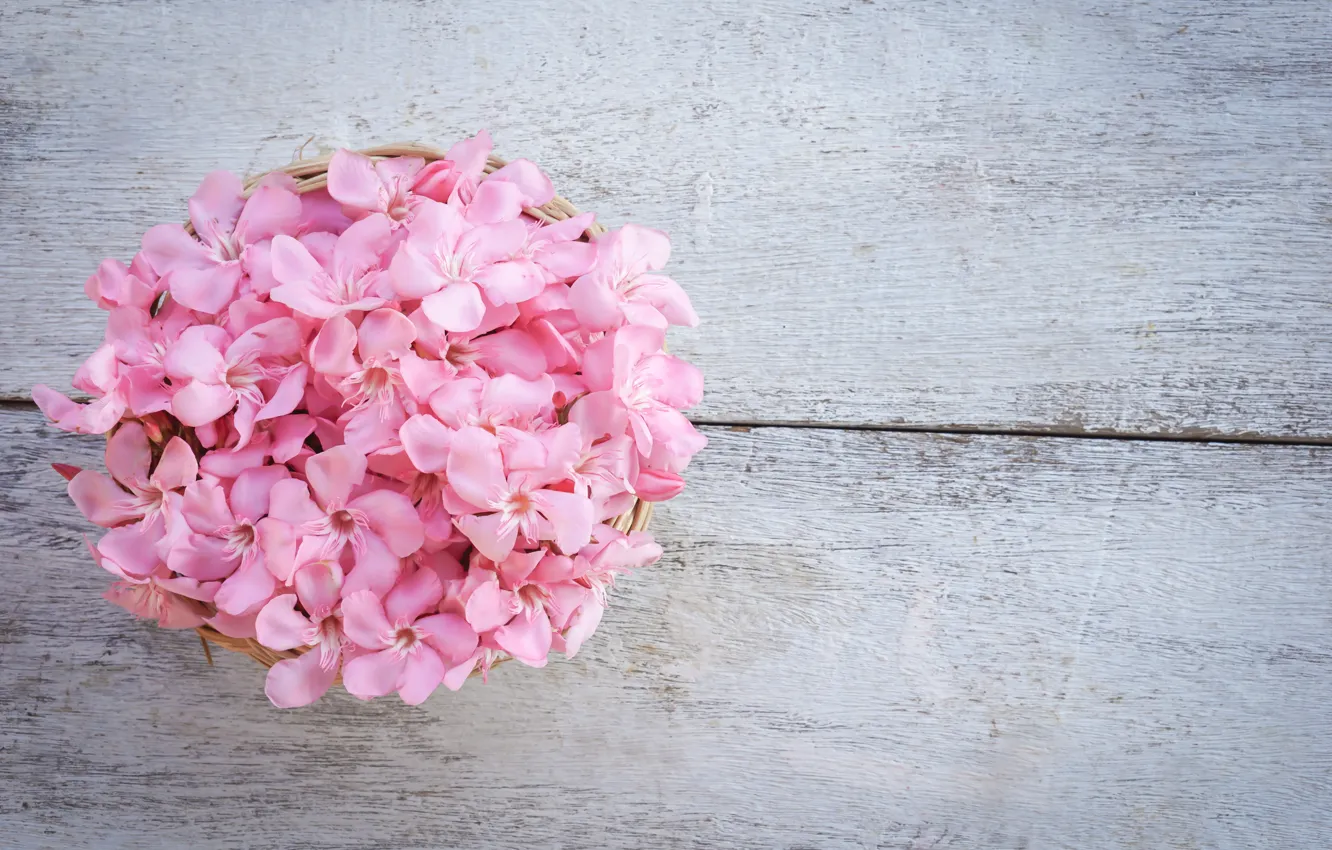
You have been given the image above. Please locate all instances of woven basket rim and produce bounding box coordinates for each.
[177,140,653,677]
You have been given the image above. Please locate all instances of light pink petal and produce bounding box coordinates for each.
[397,352,454,404]
[634,274,698,327]
[417,613,479,666]
[344,531,403,598]
[73,343,120,395]
[460,220,528,266]
[399,414,453,474]
[187,171,245,238]
[168,263,243,314]
[612,324,667,375]
[32,385,81,429]
[635,467,686,501]
[342,648,406,700]
[265,646,339,708]
[463,576,518,632]
[271,414,316,463]
[456,512,520,563]
[356,308,417,361]
[214,555,277,616]
[535,240,597,279]
[181,478,234,534]
[269,233,329,289]
[293,560,344,614]
[569,391,628,442]
[447,130,492,179]
[199,437,271,479]
[206,608,259,639]
[569,272,624,331]
[612,223,672,273]
[69,471,136,528]
[171,381,236,427]
[228,316,302,362]
[165,326,227,383]
[152,437,199,490]
[341,404,406,456]
[236,183,302,243]
[168,534,239,581]
[396,646,446,705]
[309,315,360,377]
[442,652,480,691]
[340,589,393,649]
[257,517,299,582]
[333,212,395,280]
[350,489,425,557]
[388,242,447,299]
[230,464,290,521]
[495,606,552,668]
[105,420,152,485]
[327,149,385,214]
[474,260,546,305]
[384,566,444,624]
[255,363,309,422]
[421,283,486,333]
[445,427,508,508]
[306,444,367,509]
[254,593,310,651]
[487,159,555,207]
[299,187,353,235]
[481,373,555,420]
[473,328,548,380]
[532,489,594,554]
[464,179,525,224]
[140,223,210,274]
[562,596,605,658]
[266,479,323,525]
[426,377,482,429]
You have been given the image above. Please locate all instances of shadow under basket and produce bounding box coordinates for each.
[187,142,655,680]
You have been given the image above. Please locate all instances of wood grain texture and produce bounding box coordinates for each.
[3,0,1332,437]
[3,407,1331,849]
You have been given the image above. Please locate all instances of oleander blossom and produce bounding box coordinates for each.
[35,132,704,708]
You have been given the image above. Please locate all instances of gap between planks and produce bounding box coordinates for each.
[3,398,1329,449]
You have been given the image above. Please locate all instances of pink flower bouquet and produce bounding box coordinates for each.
[34,133,705,707]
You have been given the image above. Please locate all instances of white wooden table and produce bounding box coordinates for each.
[3,2,1331,848]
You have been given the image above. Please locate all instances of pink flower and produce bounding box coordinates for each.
[340,569,479,704]
[254,560,349,708]
[445,425,593,561]
[266,445,424,597]
[308,310,419,453]
[388,200,531,332]
[327,149,428,226]
[84,256,159,312]
[269,214,395,318]
[577,324,705,463]
[141,171,301,313]
[165,318,306,446]
[67,423,198,529]
[32,344,129,435]
[569,223,698,330]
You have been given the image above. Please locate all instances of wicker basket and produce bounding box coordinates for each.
[186,142,654,676]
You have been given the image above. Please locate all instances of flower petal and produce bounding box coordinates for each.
[494,606,552,668]
[340,589,392,649]
[309,315,360,377]
[327,149,385,214]
[305,444,367,509]
[421,283,486,333]
[254,593,311,651]
[265,646,339,708]
[293,559,344,615]
[214,555,277,616]
[68,471,136,528]
[532,489,594,555]
[396,646,445,705]
[445,427,508,509]
[417,612,479,666]
[399,414,453,474]
[342,648,406,700]
[171,380,236,427]
[384,566,444,625]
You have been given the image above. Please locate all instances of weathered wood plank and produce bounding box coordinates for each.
[3,1,1332,437]
[3,408,1331,849]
